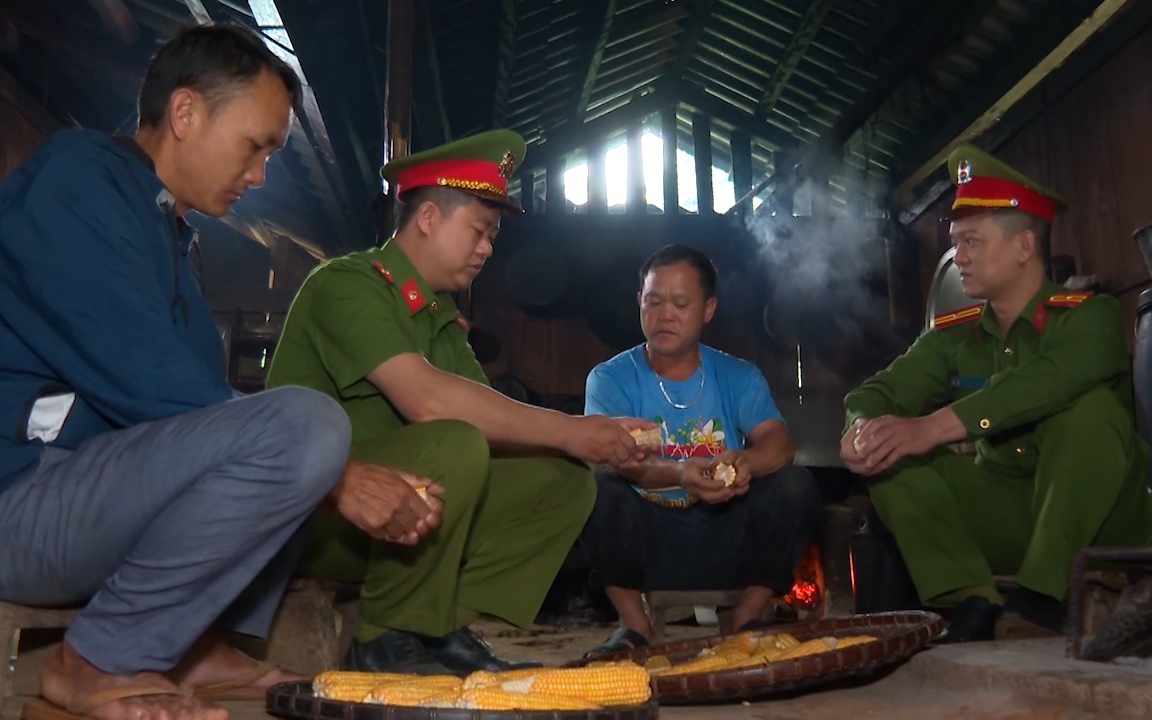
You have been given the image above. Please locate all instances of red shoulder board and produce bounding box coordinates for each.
[1045,291,1092,307]
[454,313,470,332]
[933,303,983,329]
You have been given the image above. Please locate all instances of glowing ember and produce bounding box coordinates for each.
[782,542,824,610]
[789,580,820,608]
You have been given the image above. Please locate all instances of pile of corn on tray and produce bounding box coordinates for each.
[637,629,879,676]
[310,629,877,710]
[312,664,652,710]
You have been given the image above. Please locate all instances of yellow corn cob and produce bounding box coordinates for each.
[363,684,462,707]
[650,653,744,676]
[656,651,768,676]
[456,688,600,710]
[499,664,652,706]
[757,633,802,652]
[643,655,671,673]
[831,635,877,649]
[462,668,541,690]
[774,637,838,661]
[312,671,410,701]
[709,631,760,655]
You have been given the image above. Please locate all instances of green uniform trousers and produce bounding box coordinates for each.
[868,386,1152,606]
[297,419,596,642]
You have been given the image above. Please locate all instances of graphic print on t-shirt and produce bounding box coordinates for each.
[656,415,727,458]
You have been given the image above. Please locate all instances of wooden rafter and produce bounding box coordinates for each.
[491,0,517,127]
[897,0,1141,212]
[754,0,832,120]
[659,0,718,93]
[571,0,618,124]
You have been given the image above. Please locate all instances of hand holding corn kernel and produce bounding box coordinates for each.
[647,630,878,677]
[713,462,736,487]
[312,663,652,710]
[629,427,663,449]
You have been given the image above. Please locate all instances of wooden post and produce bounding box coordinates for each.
[382,0,415,233]
[662,105,679,214]
[588,137,607,214]
[546,156,566,214]
[626,122,646,214]
[692,114,713,214]
[527,170,543,214]
[731,130,752,218]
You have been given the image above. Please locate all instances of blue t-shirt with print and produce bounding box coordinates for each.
[584,344,783,507]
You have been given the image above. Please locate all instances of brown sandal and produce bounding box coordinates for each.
[184,662,280,702]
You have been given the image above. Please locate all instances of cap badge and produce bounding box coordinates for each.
[498,150,517,178]
[957,159,973,184]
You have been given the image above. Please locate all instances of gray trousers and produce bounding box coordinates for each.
[0,387,350,675]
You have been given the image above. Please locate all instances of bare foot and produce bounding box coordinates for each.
[165,630,304,692]
[40,641,226,720]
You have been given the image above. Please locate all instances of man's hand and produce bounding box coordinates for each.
[852,408,964,475]
[564,415,652,465]
[330,461,444,545]
[677,457,735,505]
[711,449,752,494]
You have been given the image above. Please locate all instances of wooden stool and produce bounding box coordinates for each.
[0,603,78,700]
[645,590,741,641]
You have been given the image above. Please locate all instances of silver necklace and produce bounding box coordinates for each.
[657,366,705,409]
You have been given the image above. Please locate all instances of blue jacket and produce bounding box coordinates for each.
[0,129,236,492]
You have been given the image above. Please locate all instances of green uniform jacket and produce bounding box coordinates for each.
[844,281,1135,478]
[266,239,488,445]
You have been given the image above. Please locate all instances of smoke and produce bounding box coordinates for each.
[743,185,909,380]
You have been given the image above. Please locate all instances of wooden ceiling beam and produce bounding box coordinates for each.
[571,0,618,124]
[491,0,517,127]
[754,0,832,120]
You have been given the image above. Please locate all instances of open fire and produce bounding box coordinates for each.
[783,543,824,615]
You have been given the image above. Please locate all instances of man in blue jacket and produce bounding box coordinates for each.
[0,25,439,720]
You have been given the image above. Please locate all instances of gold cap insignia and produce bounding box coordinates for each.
[957,159,973,184]
[498,150,517,179]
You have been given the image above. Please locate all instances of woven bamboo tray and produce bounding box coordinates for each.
[577,610,943,704]
[265,681,661,720]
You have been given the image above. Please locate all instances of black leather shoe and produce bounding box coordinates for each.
[935,596,1001,644]
[420,628,542,674]
[344,630,455,674]
[995,587,1063,639]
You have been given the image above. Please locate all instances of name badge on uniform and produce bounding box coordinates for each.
[950,375,987,390]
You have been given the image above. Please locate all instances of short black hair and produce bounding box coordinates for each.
[991,208,1051,264]
[138,24,303,129]
[392,186,499,233]
[639,244,718,299]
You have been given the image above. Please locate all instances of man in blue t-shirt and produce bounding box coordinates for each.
[581,244,822,656]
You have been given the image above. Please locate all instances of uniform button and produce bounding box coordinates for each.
[1015,446,1024,454]
[979,418,991,429]
[1003,347,1013,355]
[430,300,438,310]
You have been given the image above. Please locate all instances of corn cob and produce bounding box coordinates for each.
[312,671,410,701]
[830,635,876,649]
[643,655,671,673]
[499,664,652,706]
[462,667,541,690]
[653,651,769,676]
[774,637,838,660]
[363,684,461,707]
[713,462,736,487]
[650,653,744,676]
[456,688,600,710]
[760,626,806,649]
[709,631,760,655]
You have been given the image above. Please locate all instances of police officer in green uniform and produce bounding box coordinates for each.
[266,130,651,673]
[842,145,1152,643]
